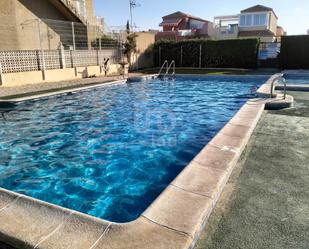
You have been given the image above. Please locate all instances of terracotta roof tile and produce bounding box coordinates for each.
[162,11,210,23]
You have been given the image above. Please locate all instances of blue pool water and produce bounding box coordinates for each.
[284,74,309,84]
[0,75,267,222]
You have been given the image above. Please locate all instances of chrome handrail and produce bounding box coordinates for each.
[165,60,175,76]
[270,74,285,98]
[282,77,287,100]
[158,60,168,77]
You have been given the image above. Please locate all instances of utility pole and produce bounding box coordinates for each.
[129,0,140,32]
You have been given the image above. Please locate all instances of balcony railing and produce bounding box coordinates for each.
[217,26,238,35]
[156,30,197,37]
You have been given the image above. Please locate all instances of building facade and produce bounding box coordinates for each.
[156,12,214,41]
[238,5,279,42]
[0,0,100,51]
[213,15,239,40]
[213,5,286,42]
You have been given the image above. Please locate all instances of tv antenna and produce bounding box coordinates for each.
[129,0,140,32]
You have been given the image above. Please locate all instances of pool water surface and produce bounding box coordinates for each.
[0,75,267,222]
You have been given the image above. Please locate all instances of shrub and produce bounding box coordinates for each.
[153,38,260,69]
[279,35,309,69]
[92,35,119,48]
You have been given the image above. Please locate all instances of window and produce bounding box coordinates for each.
[239,14,252,26]
[253,14,267,26]
[245,15,252,26]
[240,15,246,26]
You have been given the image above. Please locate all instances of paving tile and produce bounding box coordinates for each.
[229,115,258,127]
[172,161,228,200]
[143,185,213,238]
[93,217,192,249]
[220,123,252,139]
[0,189,18,210]
[0,196,70,249]
[209,133,244,150]
[236,104,264,119]
[193,145,238,172]
[245,99,266,107]
[37,212,110,249]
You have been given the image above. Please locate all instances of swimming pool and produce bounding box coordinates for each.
[284,74,309,84]
[0,75,267,222]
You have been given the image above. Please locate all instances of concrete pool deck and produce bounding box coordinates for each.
[195,91,309,249]
[0,74,295,249]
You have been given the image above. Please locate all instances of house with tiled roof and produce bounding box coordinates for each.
[213,5,286,42]
[238,5,282,42]
[156,11,214,41]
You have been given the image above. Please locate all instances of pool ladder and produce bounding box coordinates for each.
[158,60,176,80]
[270,74,287,99]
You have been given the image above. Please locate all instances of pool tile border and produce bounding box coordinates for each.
[0,73,292,249]
[0,80,127,103]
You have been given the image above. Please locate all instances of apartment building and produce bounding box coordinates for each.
[0,0,101,50]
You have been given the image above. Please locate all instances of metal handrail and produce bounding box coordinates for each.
[270,74,285,98]
[282,77,287,100]
[270,74,283,98]
[165,60,175,76]
[158,60,168,76]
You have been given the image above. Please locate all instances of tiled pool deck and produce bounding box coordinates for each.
[0,74,294,249]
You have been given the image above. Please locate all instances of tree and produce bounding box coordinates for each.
[124,20,137,64]
[126,20,130,34]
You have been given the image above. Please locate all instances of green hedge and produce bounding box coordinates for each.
[153,38,260,69]
[280,35,309,69]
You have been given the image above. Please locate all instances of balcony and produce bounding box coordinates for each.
[214,25,238,40]
[156,29,208,41]
[58,0,88,25]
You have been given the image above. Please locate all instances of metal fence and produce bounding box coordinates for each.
[0,18,124,74]
[155,41,281,69]
[36,18,122,50]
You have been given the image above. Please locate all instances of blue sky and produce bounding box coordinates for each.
[94,0,309,35]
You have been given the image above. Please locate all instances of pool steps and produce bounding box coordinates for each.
[0,74,295,249]
[256,73,294,110]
